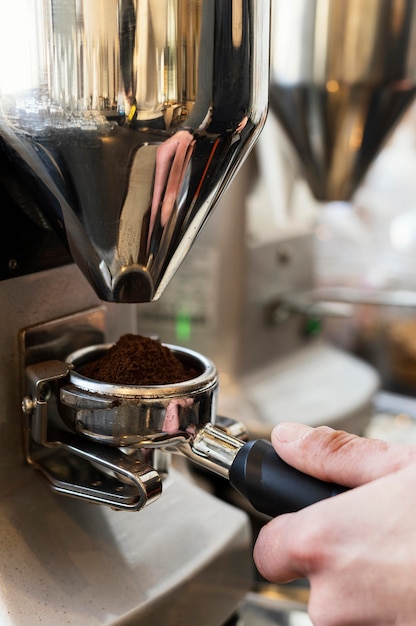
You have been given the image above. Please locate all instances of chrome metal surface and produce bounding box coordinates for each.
[41,429,163,511]
[59,342,218,445]
[239,583,311,626]
[0,0,269,302]
[22,331,252,507]
[182,422,245,478]
[21,310,164,510]
[271,0,416,200]
[312,285,416,308]
[60,344,250,482]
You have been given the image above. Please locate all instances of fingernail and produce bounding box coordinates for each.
[274,422,313,443]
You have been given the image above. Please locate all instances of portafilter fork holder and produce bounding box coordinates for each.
[22,341,247,512]
[23,337,350,517]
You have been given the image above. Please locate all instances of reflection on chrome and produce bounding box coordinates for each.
[0,0,270,302]
[270,0,416,201]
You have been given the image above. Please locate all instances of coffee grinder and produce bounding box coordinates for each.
[2,2,416,624]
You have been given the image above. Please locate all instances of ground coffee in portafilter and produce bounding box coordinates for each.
[80,333,198,385]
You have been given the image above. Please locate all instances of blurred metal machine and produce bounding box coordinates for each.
[1,1,416,625]
[270,0,416,202]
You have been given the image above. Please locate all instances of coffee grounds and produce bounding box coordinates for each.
[80,333,198,385]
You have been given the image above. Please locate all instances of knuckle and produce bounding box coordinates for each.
[290,520,330,574]
[306,427,360,481]
[313,426,358,457]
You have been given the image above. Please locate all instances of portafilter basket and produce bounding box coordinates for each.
[24,342,348,515]
[58,343,218,448]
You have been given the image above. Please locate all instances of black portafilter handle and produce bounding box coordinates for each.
[228,438,348,518]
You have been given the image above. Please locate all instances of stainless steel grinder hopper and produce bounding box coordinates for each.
[0,0,269,303]
[270,0,416,202]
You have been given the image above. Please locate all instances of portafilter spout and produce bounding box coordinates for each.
[0,1,269,302]
[270,0,416,202]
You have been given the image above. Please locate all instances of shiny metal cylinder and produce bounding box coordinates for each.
[0,0,270,302]
[271,0,416,201]
[58,342,218,446]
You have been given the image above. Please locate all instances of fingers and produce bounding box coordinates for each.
[253,513,305,583]
[254,463,416,623]
[271,422,416,487]
[253,468,382,583]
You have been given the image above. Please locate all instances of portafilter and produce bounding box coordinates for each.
[23,341,347,516]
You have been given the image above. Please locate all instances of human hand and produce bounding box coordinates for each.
[253,422,416,625]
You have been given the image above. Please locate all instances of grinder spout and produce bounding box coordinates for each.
[0,0,269,302]
[270,0,416,201]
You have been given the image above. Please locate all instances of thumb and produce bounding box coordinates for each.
[271,422,416,488]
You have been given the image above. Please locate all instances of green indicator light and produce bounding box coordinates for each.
[176,311,192,342]
[305,317,322,337]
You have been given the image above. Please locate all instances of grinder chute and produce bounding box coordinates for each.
[270,0,416,201]
[0,0,269,303]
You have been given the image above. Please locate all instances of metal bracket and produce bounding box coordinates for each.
[37,428,162,511]
[20,309,163,511]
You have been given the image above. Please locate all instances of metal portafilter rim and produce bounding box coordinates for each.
[65,342,218,397]
[58,342,222,449]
